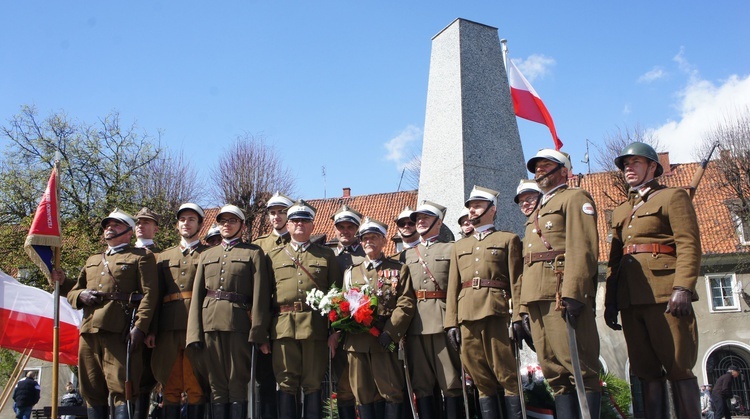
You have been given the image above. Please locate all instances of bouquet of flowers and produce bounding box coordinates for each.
[307,285,390,344]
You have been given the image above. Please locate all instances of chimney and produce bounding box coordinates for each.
[658,152,671,175]
[342,187,351,198]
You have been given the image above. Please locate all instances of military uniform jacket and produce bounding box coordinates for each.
[342,258,415,353]
[445,230,522,328]
[186,242,271,345]
[335,243,366,273]
[404,241,453,335]
[68,245,158,334]
[267,242,341,340]
[520,186,599,306]
[154,243,208,332]
[607,181,701,307]
[253,231,291,255]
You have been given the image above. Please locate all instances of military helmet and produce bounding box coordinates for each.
[614,142,663,176]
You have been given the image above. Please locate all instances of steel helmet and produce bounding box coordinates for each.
[614,142,663,176]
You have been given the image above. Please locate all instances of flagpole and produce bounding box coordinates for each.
[500,38,509,71]
[51,158,61,419]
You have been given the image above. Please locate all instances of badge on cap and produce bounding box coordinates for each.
[582,203,595,215]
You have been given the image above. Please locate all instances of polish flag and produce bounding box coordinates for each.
[0,270,81,365]
[508,59,563,150]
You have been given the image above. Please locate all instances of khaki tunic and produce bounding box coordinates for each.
[607,181,701,381]
[253,231,291,254]
[444,230,522,397]
[151,244,209,402]
[67,246,158,406]
[186,242,271,403]
[267,242,341,393]
[403,241,462,397]
[343,258,415,405]
[521,186,600,394]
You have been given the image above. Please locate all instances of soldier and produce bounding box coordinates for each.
[266,200,341,419]
[605,142,702,418]
[150,203,209,419]
[403,201,463,418]
[329,204,365,419]
[56,209,158,419]
[521,149,601,417]
[204,224,222,247]
[135,207,162,253]
[395,206,420,254]
[457,207,474,238]
[336,218,415,419]
[186,205,271,419]
[514,179,542,217]
[252,191,295,419]
[444,186,524,419]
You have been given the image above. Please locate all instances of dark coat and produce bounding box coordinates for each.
[12,377,40,408]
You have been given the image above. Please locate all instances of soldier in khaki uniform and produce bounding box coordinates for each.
[204,224,222,247]
[335,218,415,419]
[150,203,209,419]
[445,186,524,419]
[403,201,463,418]
[186,205,271,419]
[395,206,420,256]
[521,149,601,418]
[514,179,542,218]
[57,209,158,419]
[605,142,702,418]
[329,204,365,419]
[266,200,341,419]
[135,207,162,253]
[252,192,295,419]
[457,207,474,238]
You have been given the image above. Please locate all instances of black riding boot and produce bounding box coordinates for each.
[586,392,601,419]
[553,393,578,419]
[384,402,403,419]
[278,392,298,419]
[672,377,701,419]
[114,404,129,419]
[444,396,463,419]
[303,391,322,419]
[133,394,151,419]
[163,404,181,419]
[357,404,376,419]
[211,403,229,419]
[337,400,357,419]
[477,397,500,419]
[417,396,436,419]
[87,405,108,419]
[187,404,206,419]
[642,380,666,419]
[504,395,523,419]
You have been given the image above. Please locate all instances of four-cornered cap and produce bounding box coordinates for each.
[331,204,363,226]
[135,207,161,225]
[410,200,447,221]
[514,179,542,203]
[101,208,136,230]
[266,192,295,209]
[287,200,317,221]
[177,203,205,219]
[217,205,246,222]
[614,142,664,177]
[204,223,221,240]
[457,207,470,224]
[394,206,414,223]
[358,217,388,237]
[464,185,499,207]
[526,149,572,173]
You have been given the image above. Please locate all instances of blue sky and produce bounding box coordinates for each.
[2,2,749,206]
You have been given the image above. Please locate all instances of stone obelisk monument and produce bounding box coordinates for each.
[418,18,527,236]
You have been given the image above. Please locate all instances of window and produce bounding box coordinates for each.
[706,273,741,312]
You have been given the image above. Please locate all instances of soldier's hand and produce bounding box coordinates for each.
[666,287,693,318]
[51,269,66,284]
[78,290,102,306]
[604,304,622,331]
[561,297,585,328]
[446,327,461,351]
[260,343,271,355]
[377,331,394,352]
[512,314,535,351]
[128,327,145,352]
[144,333,156,348]
[186,342,204,351]
[327,332,341,356]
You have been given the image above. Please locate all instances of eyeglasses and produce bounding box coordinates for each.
[217,218,240,225]
[289,219,311,224]
[518,196,539,205]
[397,221,415,228]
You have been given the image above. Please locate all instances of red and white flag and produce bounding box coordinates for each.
[508,59,563,150]
[24,167,62,284]
[0,270,81,365]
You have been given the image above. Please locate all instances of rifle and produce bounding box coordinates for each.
[687,141,720,200]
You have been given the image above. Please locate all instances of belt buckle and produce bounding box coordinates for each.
[416,290,426,301]
[294,301,303,311]
[472,277,481,289]
[217,290,227,300]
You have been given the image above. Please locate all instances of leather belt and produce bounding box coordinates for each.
[163,291,193,303]
[277,301,307,313]
[416,290,447,300]
[461,278,508,290]
[623,243,675,256]
[206,289,249,304]
[98,292,143,304]
[524,250,565,265]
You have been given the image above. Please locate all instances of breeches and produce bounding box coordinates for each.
[272,338,327,394]
[460,317,518,397]
[78,332,142,406]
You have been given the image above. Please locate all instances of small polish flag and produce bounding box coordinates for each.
[508,59,563,150]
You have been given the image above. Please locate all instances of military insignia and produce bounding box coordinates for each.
[582,203,596,215]
[545,221,553,230]
[121,265,129,271]
[491,249,498,255]
[315,268,321,274]
[377,289,383,296]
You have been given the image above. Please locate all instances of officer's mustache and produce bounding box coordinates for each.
[105,227,131,240]
[534,163,563,183]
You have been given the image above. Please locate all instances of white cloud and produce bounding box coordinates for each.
[637,66,666,83]
[623,104,631,115]
[384,125,422,170]
[514,54,556,82]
